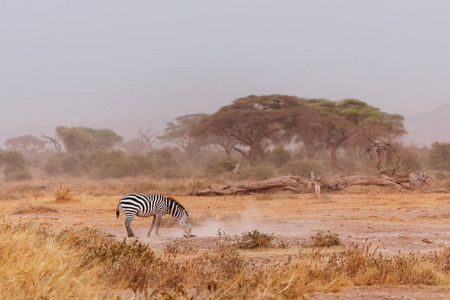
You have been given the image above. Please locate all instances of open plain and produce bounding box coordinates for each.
[1,181,450,299]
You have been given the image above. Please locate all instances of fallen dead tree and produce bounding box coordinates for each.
[327,175,408,192]
[189,175,313,196]
[189,173,448,196]
[420,188,450,193]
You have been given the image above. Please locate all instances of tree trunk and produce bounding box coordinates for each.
[330,146,338,168]
[327,175,408,191]
[189,175,312,196]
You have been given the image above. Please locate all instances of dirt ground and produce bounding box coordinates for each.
[3,191,450,299]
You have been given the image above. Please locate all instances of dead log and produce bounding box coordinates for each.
[327,175,408,191]
[190,174,448,195]
[420,188,450,193]
[189,175,312,196]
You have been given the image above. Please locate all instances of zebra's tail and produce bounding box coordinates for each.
[116,204,120,219]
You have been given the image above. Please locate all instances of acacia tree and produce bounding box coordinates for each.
[193,95,301,166]
[351,119,406,171]
[4,135,46,152]
[278,102,339,159]
[158,114,207,157]
[55,126,123,152]
[306,99,406,167]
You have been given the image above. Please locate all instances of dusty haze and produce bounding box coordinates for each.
[2,1,450,145]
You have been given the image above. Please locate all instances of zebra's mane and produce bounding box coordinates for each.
[165,196,189,216]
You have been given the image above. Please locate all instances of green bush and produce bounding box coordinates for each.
[4,168,33,181]
[43,152,88,176]
[147,147,181,169]
[429,142,450,171]
[44,150,156,179]
[0,150,33,181]
[267,146,291,167]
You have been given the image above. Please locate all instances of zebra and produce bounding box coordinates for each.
[409,172,425,191]
[116,193,192,237]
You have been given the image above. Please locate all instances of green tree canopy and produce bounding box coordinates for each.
[306,99,406,167]
[192,95,302,166]
[55,126,123,152]
[4,135,46,152]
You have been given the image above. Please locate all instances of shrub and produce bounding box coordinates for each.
[236,230,277,250]
[429,142,450,171]
[43,152,88,176]
[55,227,156,293]
[0,150,33,181]
[310,230,342,247]
[164,238,198,258]
[55,184,74,202]
[267,145,292,167]
[147,147,180,169]
[4,168,33,182]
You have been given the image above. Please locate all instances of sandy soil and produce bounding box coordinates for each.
[4,192,450,298]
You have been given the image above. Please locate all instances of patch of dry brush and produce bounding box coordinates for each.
[1,221,449,299]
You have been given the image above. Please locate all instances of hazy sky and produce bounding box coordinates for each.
[2,1,450,145]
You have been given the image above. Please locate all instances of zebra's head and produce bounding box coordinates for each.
[179,210,192,236]
[418,172,426,182]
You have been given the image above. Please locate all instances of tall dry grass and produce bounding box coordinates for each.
[1,221,449,299]
[0,221,108,298]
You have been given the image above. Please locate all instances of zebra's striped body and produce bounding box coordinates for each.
[409,172,425,191]
[116,193,191,237]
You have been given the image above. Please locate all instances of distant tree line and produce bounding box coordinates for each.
[2,94,450,182]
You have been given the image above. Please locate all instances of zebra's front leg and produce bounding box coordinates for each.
[125,216,135,237]
[155,212,163,236]
[147,215,156,237]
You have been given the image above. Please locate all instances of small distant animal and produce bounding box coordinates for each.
[409,172,426,191]
[116,193,192,237]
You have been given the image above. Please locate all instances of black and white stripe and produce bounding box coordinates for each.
[116,193,191,237]
[409,172,425,191]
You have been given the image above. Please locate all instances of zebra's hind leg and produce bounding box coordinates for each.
[147,215,156,237]
[125,216,135,237]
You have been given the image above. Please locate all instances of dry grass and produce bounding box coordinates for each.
[11,205,58,215]
[54,184,74,202]
[0,221,108,298]
[1,221,449,298]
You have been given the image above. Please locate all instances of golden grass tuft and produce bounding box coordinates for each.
[54,184,74,202]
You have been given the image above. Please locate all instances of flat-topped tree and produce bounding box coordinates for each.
[4,135,46,152]
[306,99,406,168]
[192,95,307,166]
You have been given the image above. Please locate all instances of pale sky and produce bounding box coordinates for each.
[1,1,450,145]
